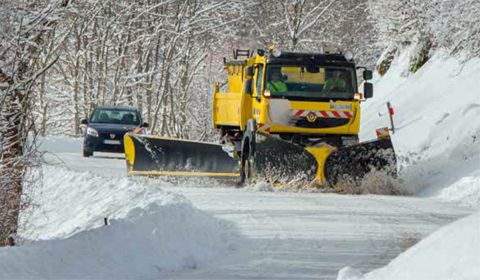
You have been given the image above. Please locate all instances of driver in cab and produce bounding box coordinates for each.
[323,70,346,93]
[266,69,288,93]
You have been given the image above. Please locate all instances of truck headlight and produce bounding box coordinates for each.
[87,127,99,137]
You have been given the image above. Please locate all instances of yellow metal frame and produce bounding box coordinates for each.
[124,133,136,167]
[128,170,240,177]
[305,145,337,184]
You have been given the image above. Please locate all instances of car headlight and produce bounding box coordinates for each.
[87,127,99,137]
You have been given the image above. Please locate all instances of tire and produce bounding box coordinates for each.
[244,156,255,183]
[238,140,255,187]
[83,148,93,157]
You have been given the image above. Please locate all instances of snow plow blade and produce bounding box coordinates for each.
[251,136,396,187]
[123,133,240,178]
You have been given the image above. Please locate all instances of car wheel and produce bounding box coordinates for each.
[83,148,93,157]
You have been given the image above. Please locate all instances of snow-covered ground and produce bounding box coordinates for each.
[337,50,480,280]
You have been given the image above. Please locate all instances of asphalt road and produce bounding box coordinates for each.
[44,143,473,279]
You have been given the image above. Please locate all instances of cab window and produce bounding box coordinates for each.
[255,64,264,97]
[265,65,356,100]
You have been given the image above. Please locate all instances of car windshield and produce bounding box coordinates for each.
[90,109,140,125]
[265,65,356,100]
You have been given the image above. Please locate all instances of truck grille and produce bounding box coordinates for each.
[289,117,349,128]
[99,132,125,140]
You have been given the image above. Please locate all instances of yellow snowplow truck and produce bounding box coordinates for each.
[124,48,396,187]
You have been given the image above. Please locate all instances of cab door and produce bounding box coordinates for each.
[252,64,264,123]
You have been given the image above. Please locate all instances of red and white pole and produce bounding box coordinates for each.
[387,102,395,134]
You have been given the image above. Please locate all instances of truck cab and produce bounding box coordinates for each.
[213,49,373,147]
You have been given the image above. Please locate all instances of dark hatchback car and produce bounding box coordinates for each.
[81,106,148,157]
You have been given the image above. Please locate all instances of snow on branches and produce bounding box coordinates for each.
[0,0,69,246]
[369,0,480,74]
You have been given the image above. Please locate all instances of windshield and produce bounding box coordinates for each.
[90,108,141,125]
[265,65,356,100]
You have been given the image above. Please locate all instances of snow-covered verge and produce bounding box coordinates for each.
[38,135,83,154]
[339,50,480,279]
[360,49,480,206]
[338,211,480,280]
[0,165,240,278]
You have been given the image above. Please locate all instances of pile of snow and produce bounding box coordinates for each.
[0,165,239,278]
[21,165,183,240]
[338,212,480,280]
[360,49,480,206]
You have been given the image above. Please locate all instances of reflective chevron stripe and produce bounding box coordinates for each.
[292,110,353,119]
[257,123,271,133]
[375,127,390,138]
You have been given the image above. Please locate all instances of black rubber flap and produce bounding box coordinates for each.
[253,137,318,182]
[324,137,397,185]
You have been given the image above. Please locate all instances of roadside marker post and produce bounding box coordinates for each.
[387,102,395,134]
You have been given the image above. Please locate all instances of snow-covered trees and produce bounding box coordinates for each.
[245,0,376,63]
[246,0,337,51]
[430,0,480,56]
[38,0,244,138]
[369,0,479,75]
[31,0,385,138]
[28,0,479,137]
[0,0,69,246]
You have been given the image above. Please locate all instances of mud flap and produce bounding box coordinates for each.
[323,137,397,186]
[124,133,240,177]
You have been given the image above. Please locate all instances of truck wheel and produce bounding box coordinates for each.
[238,119,257,187]
[238,140,255,186]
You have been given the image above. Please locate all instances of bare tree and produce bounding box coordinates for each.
[0,0,69,246]
[37,0,242,139]
[247,0,338,51]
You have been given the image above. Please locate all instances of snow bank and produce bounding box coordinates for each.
[38,135,82,153]
[337,212,480,280]
[338,50,480,280]
[1,165,240,278]
[21,165,183,240]
[360,50,480,205]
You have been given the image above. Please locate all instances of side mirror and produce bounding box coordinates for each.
[363,70,373,80]
[244,79,253,95]
[142,122,149,128]
[364,82,373,99]
[246,66,254,77]
[80,119,88,125]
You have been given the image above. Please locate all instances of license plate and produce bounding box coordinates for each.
[104,140,120,145]
[330,103,352,111]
